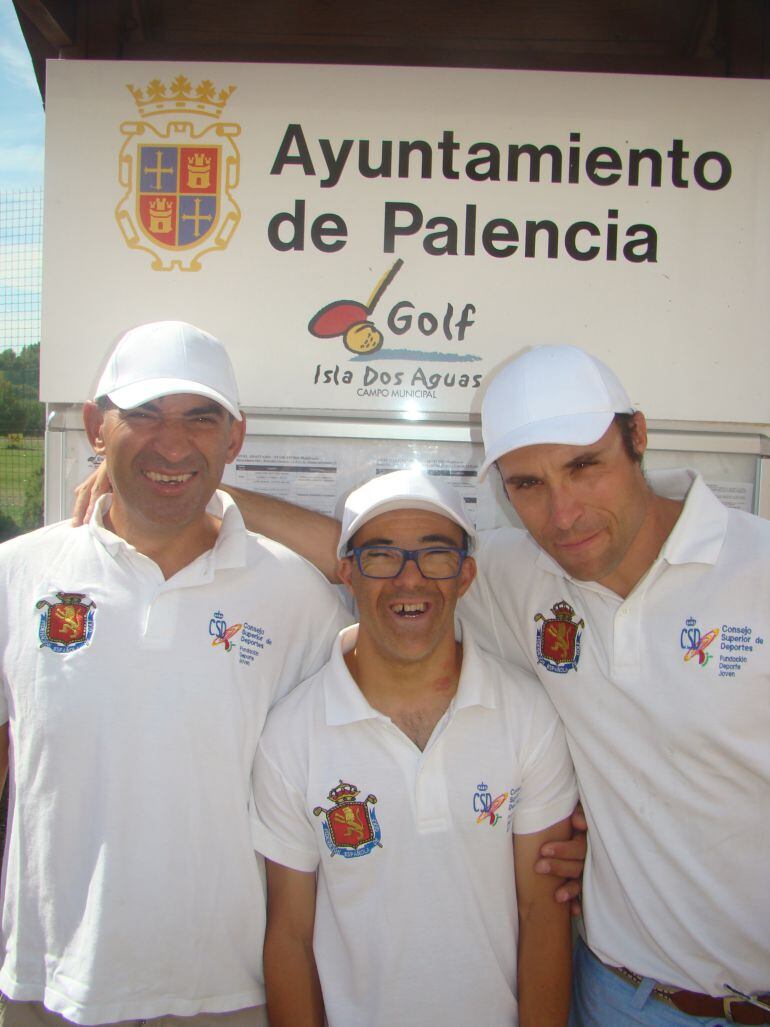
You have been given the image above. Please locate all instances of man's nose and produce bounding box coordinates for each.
[548,484,583,531]
[151,417,194,461]
[395,554,426,584]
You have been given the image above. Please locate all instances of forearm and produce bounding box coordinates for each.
[517,902,572,1026]
[264,927,324,1027]
[221,484,341,581]
[515,819,573,1026]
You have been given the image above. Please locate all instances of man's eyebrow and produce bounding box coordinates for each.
[128,400,225,416]
[564,447,603,469]
[355,536,394,547]
[502,470,539,485]
[502,446,605,483]
[419,533,463,547]
[185,404,226,417]
[356,533,462,547]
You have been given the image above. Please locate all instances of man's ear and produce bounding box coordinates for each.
[337,556,355,596]
[629,411,648,460]
[457,556,477,598]
[224,413,248,464]
[83,402,107,454]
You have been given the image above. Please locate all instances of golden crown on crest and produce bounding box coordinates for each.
[126,76,236,119]
[328,781,360,805]
[187,152,211,169]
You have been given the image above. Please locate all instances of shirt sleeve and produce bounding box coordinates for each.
[460,529,533,671]
[251,739,320,873]
[511,692,578,836]
[292,570,354,684]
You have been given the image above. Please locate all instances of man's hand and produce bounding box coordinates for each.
[535,803,587,916]
[72,461,111,526]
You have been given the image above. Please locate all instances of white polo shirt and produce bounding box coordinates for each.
[252,623,577,1027]
[0,492,351,1026]
[461,469,770,996]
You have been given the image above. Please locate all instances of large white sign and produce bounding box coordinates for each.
[42,61,770,423]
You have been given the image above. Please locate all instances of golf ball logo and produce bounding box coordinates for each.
[308,259,403,354]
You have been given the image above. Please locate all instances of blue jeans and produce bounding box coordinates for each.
[569,936,759,1027]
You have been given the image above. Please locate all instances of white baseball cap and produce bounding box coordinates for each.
[477,344,632,481]
[337,469,477,558]
[94,320,242,420]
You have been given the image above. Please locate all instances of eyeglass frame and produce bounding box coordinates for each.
[347,544,470,580]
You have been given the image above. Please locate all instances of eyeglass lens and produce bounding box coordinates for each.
[358,546,463,579]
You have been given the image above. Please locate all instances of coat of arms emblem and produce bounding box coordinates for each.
[313,780,382,858]
[36,591,96,653]
[115,74,241,271]
[534,600,585,673]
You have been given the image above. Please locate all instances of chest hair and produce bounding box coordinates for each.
[390,701,450,751]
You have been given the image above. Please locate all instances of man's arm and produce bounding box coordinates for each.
[536,802,587,915]
[264,858,324,1027]
[222,485,341,581]
[515,817,572,1027]
[71,465,342,582]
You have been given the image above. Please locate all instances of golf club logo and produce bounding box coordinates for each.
[534,600,585,674]
[313,780,382,858]
[36,591,96,653]
[308,259,404,354]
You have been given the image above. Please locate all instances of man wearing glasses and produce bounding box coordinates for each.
[250,469,578,1027]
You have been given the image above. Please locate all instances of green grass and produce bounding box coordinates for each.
[0,435,44,525]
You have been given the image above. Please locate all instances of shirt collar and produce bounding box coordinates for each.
[654,470,727,566]
[323,621,497,728]
[323,626,380,726]
[452,623,498,711]
[88,489,247,570]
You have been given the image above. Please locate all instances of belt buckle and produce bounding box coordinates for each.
[723,994,743,1023]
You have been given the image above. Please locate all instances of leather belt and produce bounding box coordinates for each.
[606,964,770,1025]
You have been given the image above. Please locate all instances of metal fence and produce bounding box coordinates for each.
[0,188,44,541]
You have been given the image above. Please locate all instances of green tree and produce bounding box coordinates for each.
[21,466,44,532]
[0,508,20,543]
[0,377,27,433]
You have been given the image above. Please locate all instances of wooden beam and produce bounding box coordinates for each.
[13,0,76,47]
[722,0,770,77]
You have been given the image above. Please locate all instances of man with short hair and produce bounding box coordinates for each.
[0,321,350,1025]
[462,345,770,1025]
[251,469,578,1027]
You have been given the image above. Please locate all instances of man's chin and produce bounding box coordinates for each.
[546,549,608,583]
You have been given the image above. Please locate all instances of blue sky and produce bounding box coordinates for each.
[0,0,44,190]
[0,1,43,353]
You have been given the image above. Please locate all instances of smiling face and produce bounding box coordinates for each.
[83,393,245,545]
[496,414,655,595]
[338,508,476,669]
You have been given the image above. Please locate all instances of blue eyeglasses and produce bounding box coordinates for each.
[349,545,468,580]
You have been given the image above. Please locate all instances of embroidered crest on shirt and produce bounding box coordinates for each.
[680,617,719,667]
[36,591,96,653]
[208,613,272,666]
[209,610,243,651]
[313,780,382,858]
[473,781,508,826]
[680,616,764,678]
[534,600,584,673]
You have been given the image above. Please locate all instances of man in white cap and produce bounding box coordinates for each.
[251,469,578,1027]
[461,345,770,1026]
[0,321,350,1025]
